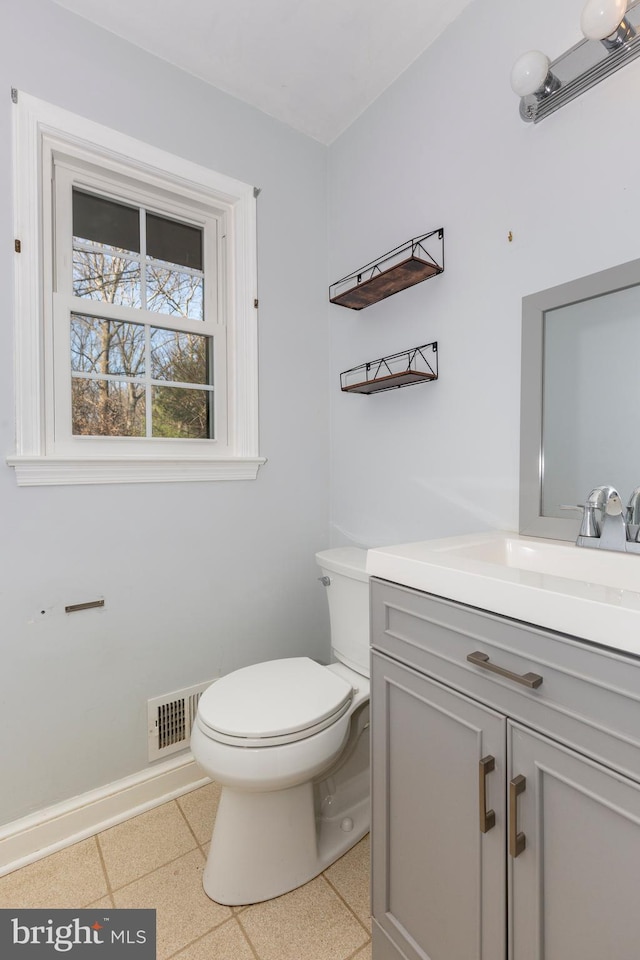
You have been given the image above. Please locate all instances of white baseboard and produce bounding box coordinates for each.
[0,753,210,877]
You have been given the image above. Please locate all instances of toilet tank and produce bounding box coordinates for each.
[315,547,370,678]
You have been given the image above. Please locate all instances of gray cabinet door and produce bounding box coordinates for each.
[509,722,640,960]
[371,651,507,960]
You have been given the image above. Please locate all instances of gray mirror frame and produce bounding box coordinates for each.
[519,257,640,541]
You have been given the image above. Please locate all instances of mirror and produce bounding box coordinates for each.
[519,257,640,541]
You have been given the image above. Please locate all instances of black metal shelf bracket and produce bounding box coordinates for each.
[341,342,438,395]
[329,229,444,310]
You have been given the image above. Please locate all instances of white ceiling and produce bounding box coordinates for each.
[53,0,475,144]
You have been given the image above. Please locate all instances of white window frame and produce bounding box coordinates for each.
[52,161,226,455]
[8,92,265,485]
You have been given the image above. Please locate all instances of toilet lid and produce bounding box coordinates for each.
[197,657,353,742]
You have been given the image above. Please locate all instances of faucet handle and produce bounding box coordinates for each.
[626,488,640,523]
[560,503,599,538]
[626,488,640,541]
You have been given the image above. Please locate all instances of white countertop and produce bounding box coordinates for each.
[366,531,640,659]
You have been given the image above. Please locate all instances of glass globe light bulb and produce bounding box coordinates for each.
[510,50,551,97]
[581,0,628,40]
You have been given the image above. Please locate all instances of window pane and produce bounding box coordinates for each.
[146,212,202,270]
[150,329,210,384]
[152,385,212,439]
[73,190,140,252]
[146,264,203,320]
[71,315,145,377]
[73,250,141,307]
[72,379,146,436]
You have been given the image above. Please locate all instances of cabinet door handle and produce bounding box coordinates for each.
[467,651,543,689]
[479,755,496,833]
[509,774,527,858]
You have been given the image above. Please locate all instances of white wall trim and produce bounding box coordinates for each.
[6,455,267,486]
[0,754,209,877]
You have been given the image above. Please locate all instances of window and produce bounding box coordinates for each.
[56,171,220,450]
[9,92,264,485]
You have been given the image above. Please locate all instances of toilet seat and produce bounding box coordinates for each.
[197,657,354,747]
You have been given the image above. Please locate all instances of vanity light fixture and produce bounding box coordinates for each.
[512,0,640,122]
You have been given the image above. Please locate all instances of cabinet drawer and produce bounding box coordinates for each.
[371,578,640,783]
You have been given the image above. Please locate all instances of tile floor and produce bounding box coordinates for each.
[0,783,372,960]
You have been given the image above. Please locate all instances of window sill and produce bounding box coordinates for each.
[6,455,267,486]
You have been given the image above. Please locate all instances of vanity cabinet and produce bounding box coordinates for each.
[371,651,507,959]
[370,579,640,960]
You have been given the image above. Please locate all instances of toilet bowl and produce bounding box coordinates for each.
[190,547,370,906]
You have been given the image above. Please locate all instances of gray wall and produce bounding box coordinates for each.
[0,0,330,824]
[6,0,640,829]
[328,0,640,548]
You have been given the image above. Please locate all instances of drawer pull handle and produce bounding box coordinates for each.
[509,775,527,858]
[479,755,496,833]
[467,651,543,689]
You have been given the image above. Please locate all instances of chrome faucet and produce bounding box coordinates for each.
[574,485,640,554]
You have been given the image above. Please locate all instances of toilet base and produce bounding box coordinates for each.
[197,689,371,905]
[202,778,369,905]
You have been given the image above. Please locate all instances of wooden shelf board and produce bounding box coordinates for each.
[330,256,442,310]
[342,369,437,394]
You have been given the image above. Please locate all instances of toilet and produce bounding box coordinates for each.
[190,547,370,905]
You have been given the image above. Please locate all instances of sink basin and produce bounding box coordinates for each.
[430,534,640,593]
[366,531,640,656]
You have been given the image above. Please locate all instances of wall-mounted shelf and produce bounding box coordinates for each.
[341,342,438,395]
[329,229,444,310]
